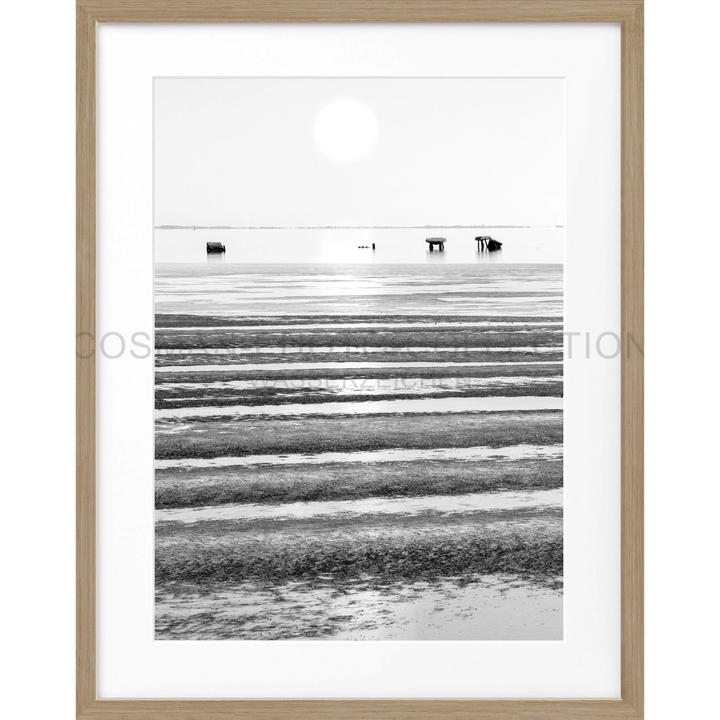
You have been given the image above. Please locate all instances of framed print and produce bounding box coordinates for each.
[77,2,643,718]
[153,76,566,644]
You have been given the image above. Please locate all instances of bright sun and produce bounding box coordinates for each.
[313,99,379,163]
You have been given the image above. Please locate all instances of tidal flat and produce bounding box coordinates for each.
[156,574,563,641]
[155,264,564,640]
[156,409,563,459]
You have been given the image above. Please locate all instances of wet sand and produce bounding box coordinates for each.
[155,395,564,419]
[156,345,561,355]
[155,360,563,373]
[158,375,560,394]
[156,320,564,331]
[155,443,563,469]
[156,488,563,524]
[155,575,562,641]
[154,263,564,640]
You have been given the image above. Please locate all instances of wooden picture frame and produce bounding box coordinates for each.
[77,1,643,717]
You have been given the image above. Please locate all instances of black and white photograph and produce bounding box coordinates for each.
[153,78,564,641]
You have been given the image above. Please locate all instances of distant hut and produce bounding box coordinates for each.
[475,236,502,252]
[206,242,226,254]
[425,237,447,252]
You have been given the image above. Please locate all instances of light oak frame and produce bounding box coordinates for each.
[73,0,647,720]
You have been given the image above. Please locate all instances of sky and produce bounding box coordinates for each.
[154,78,565,229]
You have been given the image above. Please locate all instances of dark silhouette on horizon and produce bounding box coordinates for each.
[426,237,446,252]
[476,236,503,252]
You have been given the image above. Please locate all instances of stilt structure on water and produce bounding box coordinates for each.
[475,236,502,252]
[425,237,447,252]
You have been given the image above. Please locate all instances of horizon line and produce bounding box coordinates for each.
[155,224,565,230]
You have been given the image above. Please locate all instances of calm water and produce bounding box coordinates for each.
[155,227,564,264]
[154,444,564,470]
[155,262,563,316]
